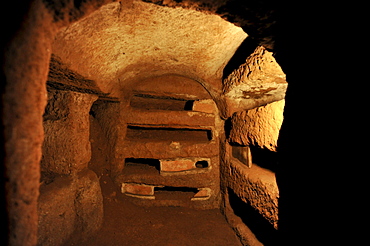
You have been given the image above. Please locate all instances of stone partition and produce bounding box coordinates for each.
[42,90,97,174]
[38,89,103,245]
[89,99,123,178]
[228,100,285,151]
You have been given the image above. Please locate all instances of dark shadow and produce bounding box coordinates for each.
[184,100,195,110]
[228,187,278,246]
[222,37,258,80]
[154,186,198,200]
[195,160,209,168]
[126,125,213,142]
[250,146,279,173]
[130,94,191,111]
[154,186,198,193]
[125,158,161,171]
[0,74,8,246]
[224,117,232,139]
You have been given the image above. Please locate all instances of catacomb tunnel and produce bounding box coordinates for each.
[1,0,324,245]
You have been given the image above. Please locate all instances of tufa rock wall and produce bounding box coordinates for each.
[228,99,285,151]
[222,100,283,245]
[223,46,287,116]
[39,89,103,245]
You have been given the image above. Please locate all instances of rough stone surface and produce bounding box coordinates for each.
[2,1,54,244]
[74,169,104,239]
[228,99,285,151]
[126,109,216,128]
[224,46,286,94]
[37,175,76,246]
[52,1,247,96]
[223,46,287,115]
[37,169,103,246]
[192,99,217,114]
[122,183,155,196]
[160,159,196,172]
[39,89,103,245]
[227,157,279,229]
[89,113,110,176]
[41,90,98,175]
[131,74,212,99]
[47,54,107,95]
[89,100,124,178]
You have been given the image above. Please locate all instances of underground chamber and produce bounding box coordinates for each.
[36,1,287,245]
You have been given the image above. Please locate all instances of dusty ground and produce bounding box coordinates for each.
[64,172,242,246]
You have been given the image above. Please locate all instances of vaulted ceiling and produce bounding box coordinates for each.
[50,0,286,117]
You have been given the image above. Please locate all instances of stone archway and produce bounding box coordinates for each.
[118,74,222,209]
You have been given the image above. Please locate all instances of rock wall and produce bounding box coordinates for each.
[223,46,287,116]
[42,90,97,174]
[38,89,103,245]
[222,100,283,245]
[38,169,102,245]
[89,100,123,178]
[228,100,285,151]
[1,1,54,244]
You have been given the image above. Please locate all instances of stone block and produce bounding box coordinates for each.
[122,183,154,196]
[192,99,216,114]
[74,169,104,238]
[37,176,76,246]
[41,90,98,174]
[227,159,279,229]
[192,188,211,201]
[37,169,104,245]
[228,99,285,151]
[160,159,195,172]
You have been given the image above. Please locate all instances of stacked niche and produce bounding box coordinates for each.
[116,75,220,209]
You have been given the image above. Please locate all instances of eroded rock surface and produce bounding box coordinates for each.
[228,100,285,151]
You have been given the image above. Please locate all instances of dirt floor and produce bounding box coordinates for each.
[65,173,242,246]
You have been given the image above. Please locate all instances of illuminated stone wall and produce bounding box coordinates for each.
[2,1,290,245]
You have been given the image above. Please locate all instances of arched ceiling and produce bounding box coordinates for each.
[49,0,286,118]
[52,0,247,97]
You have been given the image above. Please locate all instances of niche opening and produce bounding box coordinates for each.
[131,94,195,111]
[154,186,199,200]
[124,158,161,175]
[249,146,278,173]
[125,125,212,142]
[195,160,209,168]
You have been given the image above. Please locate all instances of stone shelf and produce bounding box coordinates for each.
[126,108,215,128]
[120,182,215,209]
[118,165,215,188]
[122,140,218,160]
[125,125,213,142]
[118,86,219,209]
[130,93,195,111]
